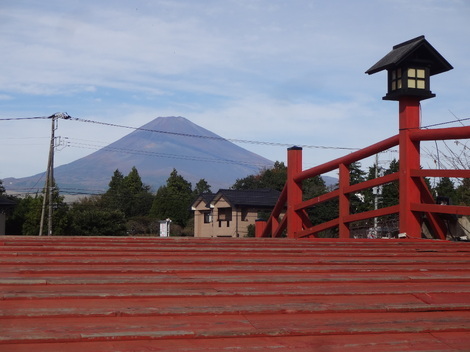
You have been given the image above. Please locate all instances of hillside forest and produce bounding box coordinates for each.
[1,160,469,237]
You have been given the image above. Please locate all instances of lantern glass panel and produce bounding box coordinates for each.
[408,79,416,88]
[408,68,416,77]
[417,69,425,78]
[417,80,425,89]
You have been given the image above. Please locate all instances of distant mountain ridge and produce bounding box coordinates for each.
[4,116,275,194]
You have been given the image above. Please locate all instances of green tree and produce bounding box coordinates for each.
[122,167,154,218]
[101,169,125,210]
[20,183,69,236]
[194,179,212,195]
[303,175,338,236]
[434,177,457,204]
[68,196,127,236]
[101,167,153,218]
[231,174,258,190]
[381,159,399,208]
[232,161,287,191]
[456,178,470,205]
[150,169,193,227]
[348,162,368,214]
[303,175,328,200]
[363,162,384,212]
[6,195,32,235]
[258,162,287,191]
[0,179,5,195]
[349,162,366,186]
[21,195,43,236]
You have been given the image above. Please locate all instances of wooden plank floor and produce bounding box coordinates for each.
[1,236,469,351]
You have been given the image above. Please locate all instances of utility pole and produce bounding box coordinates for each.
[39,113,71,236]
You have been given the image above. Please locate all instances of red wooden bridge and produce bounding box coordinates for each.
[1,235,470,351]
[1,36,470,352]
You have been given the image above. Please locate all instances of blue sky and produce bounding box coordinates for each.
[1,0,469,183]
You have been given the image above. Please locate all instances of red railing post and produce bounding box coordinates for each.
[255,219,267,238]
[399,97,422,238]
[338,163,350,238]
[287,146,303,238]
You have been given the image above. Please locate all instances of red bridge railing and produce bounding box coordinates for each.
[257,37,470,240]
[257,119,470,240]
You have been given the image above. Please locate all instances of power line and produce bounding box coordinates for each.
[0,116,50,121]
[5,114,468,152]
[66,140,271,167]
[422,116,470,129]
[68,117,361,151]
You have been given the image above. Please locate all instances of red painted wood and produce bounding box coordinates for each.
[338,163,350,238]
[398,97,422,238]
[1,236,470,351]
[286,147,303,238]
[410,125,470,141]
[254,219,266,238]
[261,98,469,239]
[412,202,470,216]
[296,134,399,182]
[412,168,470,179]
[2,332,469,352]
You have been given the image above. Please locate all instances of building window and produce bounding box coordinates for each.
[217,208,232,221]
[203,211,212,224]
[218,220,230,227]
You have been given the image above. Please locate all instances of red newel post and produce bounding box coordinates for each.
[398,97,422,237]
[255,219,267,238]
[287,146,303,238]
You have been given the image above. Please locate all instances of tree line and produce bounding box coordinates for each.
[1,160,469,236]
[2,167,211,236]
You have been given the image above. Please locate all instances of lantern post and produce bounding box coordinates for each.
[366,36,453,238]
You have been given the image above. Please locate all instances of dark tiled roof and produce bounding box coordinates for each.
[366,35,453,76]
[199,193,215,206]
[191,193,215,209]
[213,189,281,208]
[0,197,16,208]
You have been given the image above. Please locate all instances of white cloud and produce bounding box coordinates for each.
[0,94,12,100]
[0,0,469,179]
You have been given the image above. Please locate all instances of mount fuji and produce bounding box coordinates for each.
[4,116,274,194]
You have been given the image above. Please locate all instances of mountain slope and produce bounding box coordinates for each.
[5,116,274,194]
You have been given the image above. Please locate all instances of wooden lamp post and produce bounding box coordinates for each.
[366,35,453,238]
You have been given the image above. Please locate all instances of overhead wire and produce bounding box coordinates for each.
[68,116,361,151]
[421,116,470,129]
[0,116,50,121]
[66,139,271,167]
[2,114,351,195]
[4,113,469,191]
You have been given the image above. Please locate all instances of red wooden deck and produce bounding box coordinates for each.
[1,236,469,351]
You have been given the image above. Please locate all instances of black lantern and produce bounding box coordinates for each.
[366,35,453,101]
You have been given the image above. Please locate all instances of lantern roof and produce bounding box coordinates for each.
[366,35,453,76]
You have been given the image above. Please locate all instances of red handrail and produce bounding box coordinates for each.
[258,124,470,240]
